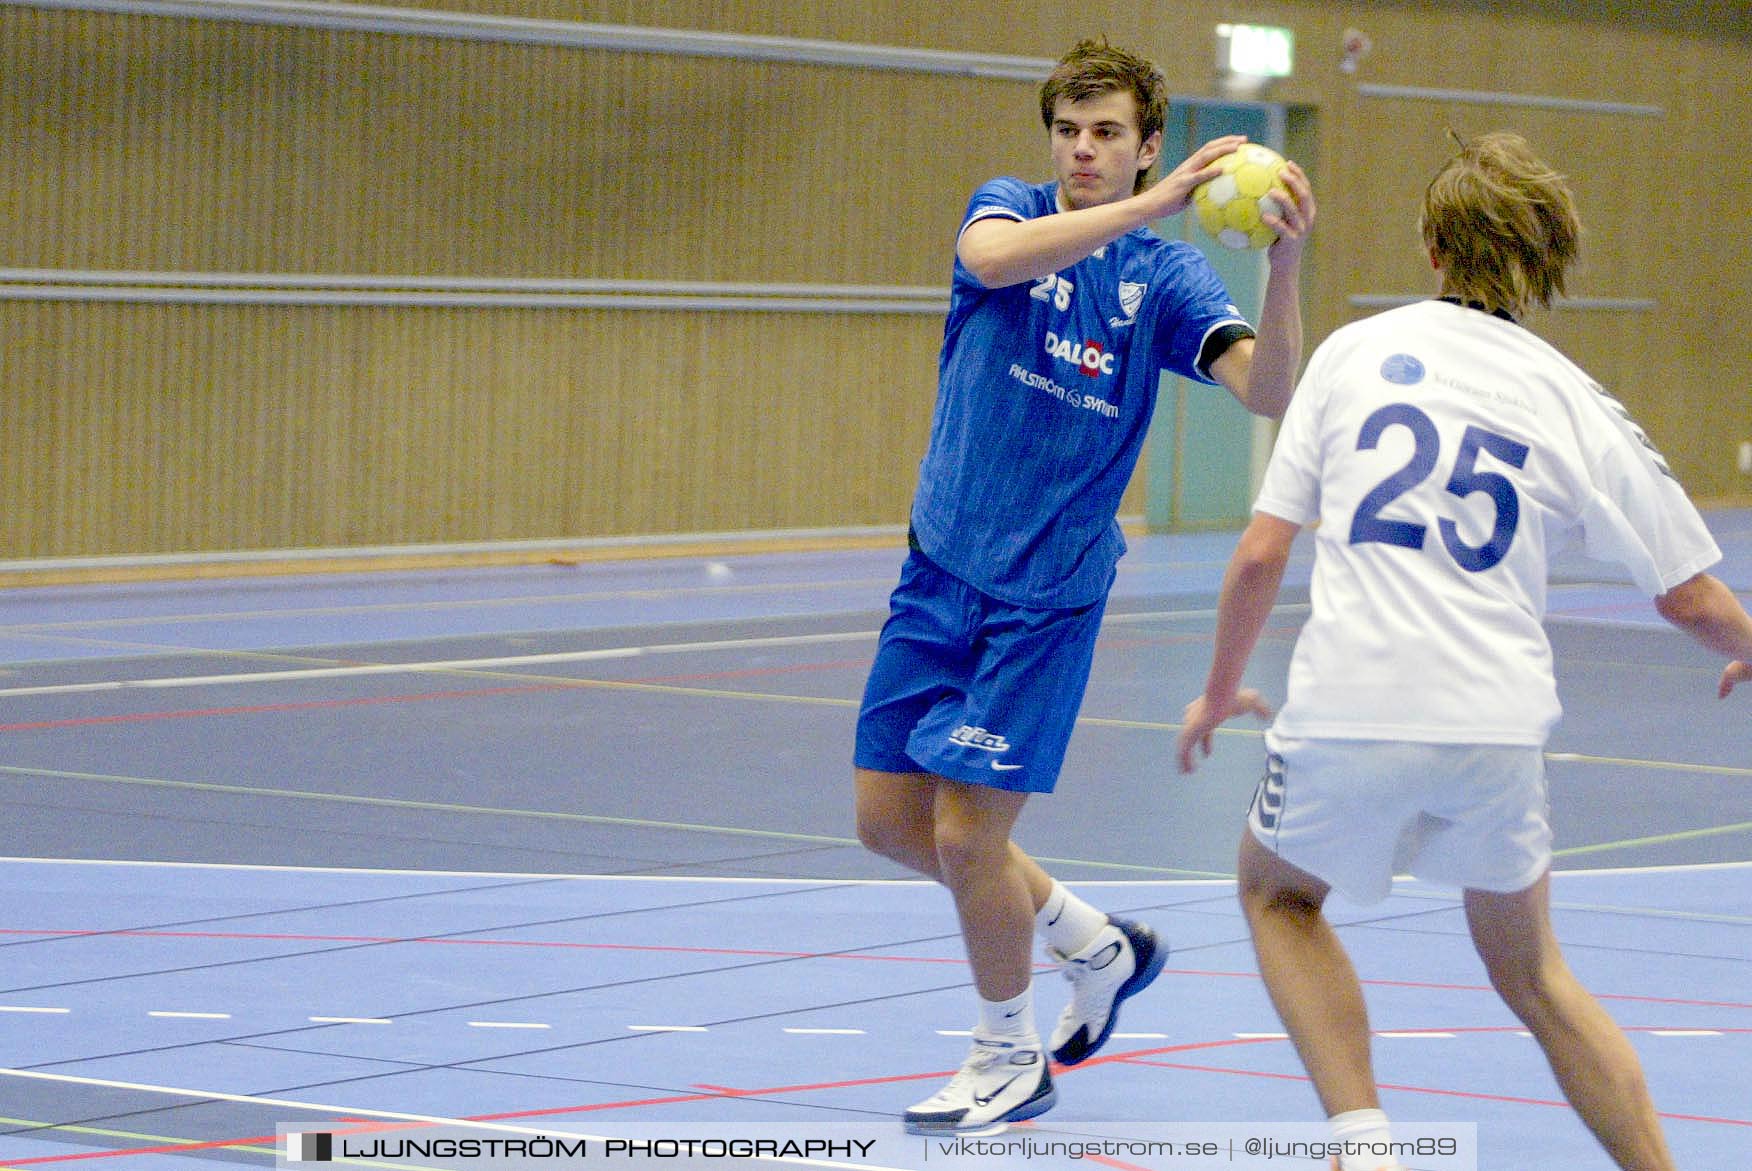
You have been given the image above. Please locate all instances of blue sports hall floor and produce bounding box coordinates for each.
[0,510,1747,1169]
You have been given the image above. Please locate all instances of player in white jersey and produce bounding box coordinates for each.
[1177,131,1752,1171]
[853,39,1314,1135]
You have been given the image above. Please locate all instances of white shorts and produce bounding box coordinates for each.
[1247,733,1552,905]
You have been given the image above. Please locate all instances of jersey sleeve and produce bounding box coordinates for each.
[950,178,1036,293]
[1151,245,1252,386]
[957,177,1033,235]
[1572,386,1721,596]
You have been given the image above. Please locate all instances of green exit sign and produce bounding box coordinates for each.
[1217,23,1294,80]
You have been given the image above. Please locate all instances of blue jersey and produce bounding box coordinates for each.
[910,178,1251,608]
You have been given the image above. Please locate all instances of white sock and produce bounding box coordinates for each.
[976,987,1036,1042]
[1035,880,1108,956]
[1329,1108,1397,1171]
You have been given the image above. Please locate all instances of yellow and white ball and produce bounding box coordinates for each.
[1192,144,1291,251]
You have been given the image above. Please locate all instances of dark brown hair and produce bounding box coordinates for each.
[1039,39,1167,192]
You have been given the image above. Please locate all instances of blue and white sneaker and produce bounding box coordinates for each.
[902,1036,1056,1136]
[1047,916,1166,1065]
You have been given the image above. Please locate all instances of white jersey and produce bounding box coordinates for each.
[1256,298,1721,745]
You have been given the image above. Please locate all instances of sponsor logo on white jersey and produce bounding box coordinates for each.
[1380,353,1426,385]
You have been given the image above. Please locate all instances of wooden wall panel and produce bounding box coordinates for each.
[2,1,1746,563]
[0,299,940,557]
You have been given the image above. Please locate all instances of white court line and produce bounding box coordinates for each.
[467,1020,551,1030]
[783,1027,866,1035]
[147,1011,232,1020]
[1650,1029,1721,1037]
[0,1068,922,1170]
[0,631,873,699]
[0,603,1306,700]
[628,1024,708,1033]
[308,1016,392,1024]
[0,1005,70,1014]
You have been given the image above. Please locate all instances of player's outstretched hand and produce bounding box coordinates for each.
[1721,660,1752,699]
[1176,689,1274,774]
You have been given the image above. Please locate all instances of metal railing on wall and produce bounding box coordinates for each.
[0,269,952,313]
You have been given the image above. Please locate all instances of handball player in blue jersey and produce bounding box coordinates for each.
[853,39,1314,1134]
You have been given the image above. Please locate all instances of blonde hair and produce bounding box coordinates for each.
[1419,131,1581,317]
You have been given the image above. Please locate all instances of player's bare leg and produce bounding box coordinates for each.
[854,767,1053,908]
[929,779,1044,999]
[857,768,1057,1132]
[1237,831,1381,1114]
[1465,875,1677,1171]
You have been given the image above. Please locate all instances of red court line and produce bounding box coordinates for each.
[0,1133,280,1165]
[1126,1059,1752,1127]
[12,1029,1746,1165]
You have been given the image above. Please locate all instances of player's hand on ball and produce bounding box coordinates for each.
[1176,689,1274,774]
[1264,158,1314,258]
[1150,135,1249,220]
[1188,145,1314,255]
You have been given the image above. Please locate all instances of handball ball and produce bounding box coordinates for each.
[1193,144,1291,250]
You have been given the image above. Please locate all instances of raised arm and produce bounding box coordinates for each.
[1652,571,1752,698]
[957,135,1246,289]
[1208,165,1315,420]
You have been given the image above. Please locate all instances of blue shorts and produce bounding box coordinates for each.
[853,550,1109,794]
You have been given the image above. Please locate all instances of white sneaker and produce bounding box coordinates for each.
[902,1036,1056,1135]
[1047,916,1166,1065]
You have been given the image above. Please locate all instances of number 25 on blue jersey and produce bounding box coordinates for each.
[1347,402,1531,573]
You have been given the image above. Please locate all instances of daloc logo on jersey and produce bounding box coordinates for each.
[1045,332,1115,378]
[1380,353,1426,385]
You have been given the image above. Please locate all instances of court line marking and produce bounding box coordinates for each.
[467,1020,550,1030]
[0,604,1294,700]
[0,765,1233,879]
[2,751,1746,874]
[0,577,904,635]
[2,854,1748,882]
[0,1115,286,1167]
[0,1070,921,1171]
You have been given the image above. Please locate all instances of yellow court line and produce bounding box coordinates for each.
[1545,751,1752,779]
[0,764,1227,878]
[0,1116,289,1167]
[0,576,901,634]
[1554,819,1752,858]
